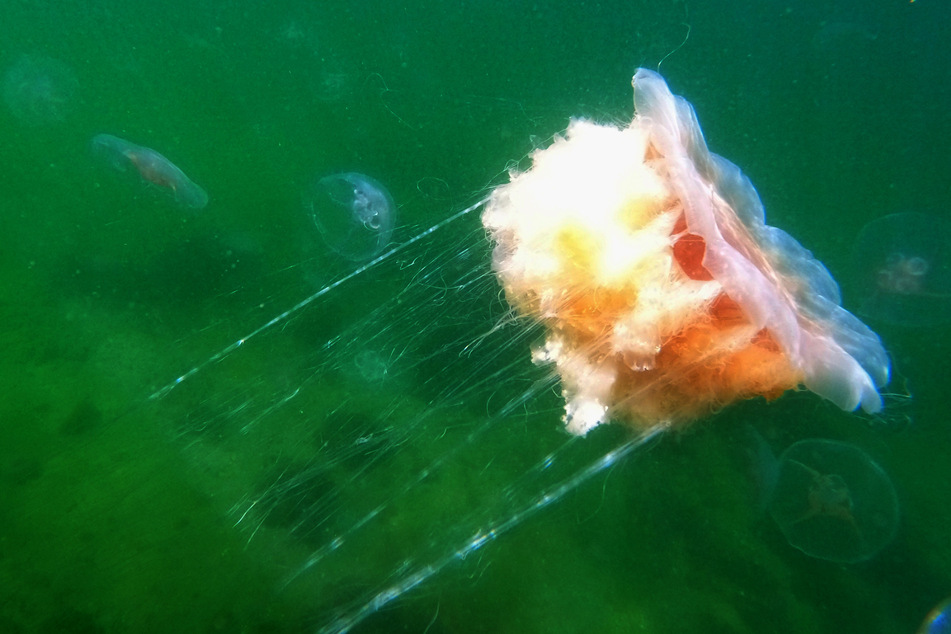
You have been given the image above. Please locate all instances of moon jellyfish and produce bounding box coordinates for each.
[851,213,951,327]
[769,439,899,563]
[2,54,78,126]
[91,134,209,210]
[306,172,396,261]
[483,68,890,435]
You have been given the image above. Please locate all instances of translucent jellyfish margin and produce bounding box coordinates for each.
[482,69,890,435]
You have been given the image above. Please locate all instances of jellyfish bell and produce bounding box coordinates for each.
[851,212,951,327]
[483,68,890,435]
[306,172,396,261]
[768,439,899,563]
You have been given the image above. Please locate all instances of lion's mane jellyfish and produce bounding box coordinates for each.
[483,69,890,435]
[2,54,79,126]
[91,134,209,210]
[768,439,899,563]
[851,212,951,327]
[305,172,396,261]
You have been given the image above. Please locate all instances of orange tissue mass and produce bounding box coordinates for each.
[482,69,889,435]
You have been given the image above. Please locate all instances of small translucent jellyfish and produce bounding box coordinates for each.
[769,439,899,563]
[482,68,889,435]
[305,172,396,261]
[91,134,209,210]
[851,213,951,327]
[2,54,79,126]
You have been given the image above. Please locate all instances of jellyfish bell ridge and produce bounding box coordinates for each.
[632,69,889,409]
[482,68,889,435]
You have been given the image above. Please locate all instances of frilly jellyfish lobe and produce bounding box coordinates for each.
[306,172,395,261]
[769,439,899,563]
[2,54,78,126]
[851,213,951,326]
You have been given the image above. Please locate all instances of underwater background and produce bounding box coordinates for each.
[1,0,949,632]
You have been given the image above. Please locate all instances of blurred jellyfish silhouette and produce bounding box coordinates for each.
[305,172,396,261]
[919,596,951,634]
[2,54,78,126]
[735,423,782,512]
[769,439,899,563]
[852,213,951,326]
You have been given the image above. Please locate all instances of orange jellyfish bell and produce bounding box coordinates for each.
[482,69,890,435]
